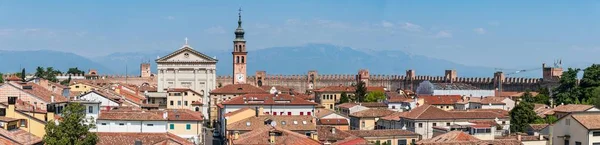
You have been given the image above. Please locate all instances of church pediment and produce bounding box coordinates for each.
[156,46,218,63]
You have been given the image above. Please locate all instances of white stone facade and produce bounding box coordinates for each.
[157,46,218,119]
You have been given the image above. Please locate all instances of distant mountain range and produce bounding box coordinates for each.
[0,44,543,77]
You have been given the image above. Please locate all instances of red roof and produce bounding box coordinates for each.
[315,86,385,93]
[210,84,267,94]
[97,132,193,145]
[319,119,349,125]
[8,82,69,103]
[400,105,504,120]
[420,95,461,105]
[221,94,318,106]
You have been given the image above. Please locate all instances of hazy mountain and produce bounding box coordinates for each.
[0,50,112,74]
[1,44,542,77]
[92,44,506,77]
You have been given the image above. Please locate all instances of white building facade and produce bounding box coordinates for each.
[156,44,218,119]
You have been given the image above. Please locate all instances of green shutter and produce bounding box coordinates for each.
[186,124,191,130]
[170,124,174,130]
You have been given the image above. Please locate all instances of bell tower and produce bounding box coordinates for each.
[232,8,247,84]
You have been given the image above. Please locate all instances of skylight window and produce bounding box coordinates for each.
[246,122,251,126]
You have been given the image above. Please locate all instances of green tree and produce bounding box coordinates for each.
[339,92,350,104]
[45,67,59,82]
[60,75,72,86]
[355,81,367,102]
[364,91,386,102]
[44,103,98,145]
[20,68,26,81]
[67,67,85,75]
[521,91,535,103]
[554,68,582,105]
[590,87,600,109]
[0,72,3,83]
[509,101,539,132]
[35,66,45,78]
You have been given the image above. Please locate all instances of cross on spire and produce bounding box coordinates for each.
[185,37,188,45]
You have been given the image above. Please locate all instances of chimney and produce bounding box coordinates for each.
[269,132,276,144]
[51,95,55,103]
[46,104,56,122]
[255,107,259,117]
[134,140,142,145]
[163,111,168,120]
[234,131,240,140]
[7,97,16,117]
[517,134,522,141]
[331,127,336,134]
[311,131,319,141]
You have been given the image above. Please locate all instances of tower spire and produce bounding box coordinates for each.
[234,7,245,42]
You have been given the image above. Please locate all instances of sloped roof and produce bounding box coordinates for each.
[8,82,69,103]
[402,105,503,120]
[349,109,396,118]
[210,84,267,94]
[553,104,594,113]
[529,124,549,131]
[97,132,193,145]
[0,128,43,145]
[315,108,335,118]
[155,46,218,63]
[221,94,317,106]
[417,131,480,144]
[359,102,388,108]
[233,125,321,145]
[336,103,358,109]
[572,113,600,130]
[346,129,420,137]
[420,95,462,105]
[319,119,349,125]
[227,115,316,131]
[380,112,409,121]
[317,126,367,145]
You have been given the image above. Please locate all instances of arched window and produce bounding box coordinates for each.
[236,56,240,63]
[241,56,245,63]
[195,107,200,112]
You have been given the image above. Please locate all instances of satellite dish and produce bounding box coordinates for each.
[270,121,277,127]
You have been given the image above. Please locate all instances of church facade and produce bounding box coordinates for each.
[156,42,218,118]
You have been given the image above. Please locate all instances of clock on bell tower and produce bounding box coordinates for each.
[232,8,247,84]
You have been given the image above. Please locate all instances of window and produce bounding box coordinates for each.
[184,101,188,106]
[170,101,174,106]
[433,123,437,126]
[119,123,125,126]
[195,107,200,112]
[418,123,423,128]
[177,101,181,106]
[564,140,569,145]
[186,124,191,130]
[147,124,154,126]
[392,106,396,109]
[280,112,284,115]
[502,121,506,125]
[273,112,277,115]
[281,121,286,125]
[594,132,600,136]
[170,124,175,130]
[300,112,304,115]
[20,120,27,127]
[387,140,391,145]
[575,142,581,145]
[305,132,311,137]
[566,119,571,125]
[361,121,365,127]
[287,112,292,116]
[88,106,93,113]
[101,123,107,125]
[307,112,311,116]
[446,122,450,126]
[592,143,600,145]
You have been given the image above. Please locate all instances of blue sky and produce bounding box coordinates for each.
[0,0,598,69]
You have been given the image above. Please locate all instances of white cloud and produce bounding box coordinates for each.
[381,21,394,28]
[204,26,226,34]
[473,28,486,34]
[435,30,452,38]
[164,16,176,20]
[400,22,421,32]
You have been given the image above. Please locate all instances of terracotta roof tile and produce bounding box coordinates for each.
[318,119,348,125]
[98,110,165,121]
[336,103,358,109]
[260,85,300,95]
[553,104,594,113]
[227,115,316,131]
[210,84,267,94]
[403,105,504,120]
[480,97,507,105]
[314,108,335,118]
[233,125,321,145]
[5,75,21,82]
[417,131,480,144]
[317,126,364,144]
[9,82,69,103]
[380,112,409,121]
[97,132,193,145]
[166,109,203,121]
[223,107,253,117]
[420,95,461,105]
[0,128,43,145]
[221,94,318,106]
[529,124,549,131]
[349,109,396,118]
[359,102,388,108]
[346,129,420,137]
[572,113,600,130]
